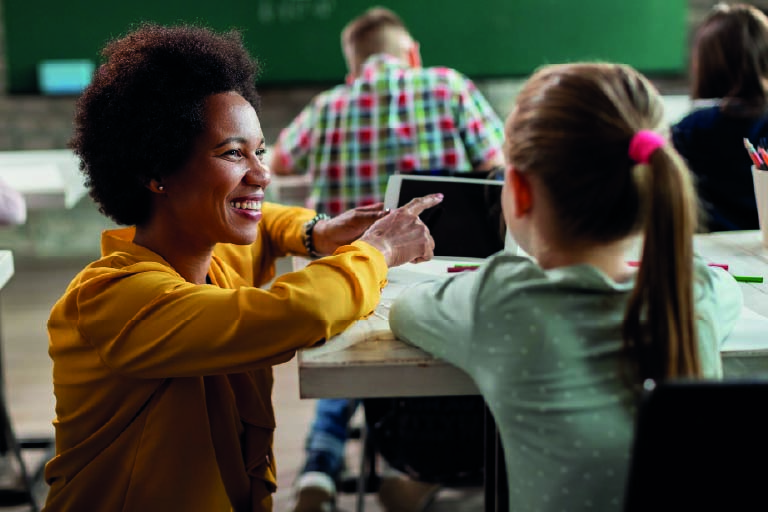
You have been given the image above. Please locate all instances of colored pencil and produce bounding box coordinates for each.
[447,266,479,273]
[744,138,766,169]
[732,275,763,283]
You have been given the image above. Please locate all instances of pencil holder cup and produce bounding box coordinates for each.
[753,165,768,247]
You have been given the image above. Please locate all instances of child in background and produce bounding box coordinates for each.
[389,62,743,511]
[672,3,768,231]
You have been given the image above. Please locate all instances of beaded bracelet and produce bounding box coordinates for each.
[302,213,330,258]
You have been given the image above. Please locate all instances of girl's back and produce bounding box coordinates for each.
[391,251,739,511]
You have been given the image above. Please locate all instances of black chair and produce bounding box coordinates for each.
[363,395,486,483]
[624,379,768,511]
[345,396,486,512]
[0,404,52,511]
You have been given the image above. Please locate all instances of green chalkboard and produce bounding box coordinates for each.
[4,0,687,94]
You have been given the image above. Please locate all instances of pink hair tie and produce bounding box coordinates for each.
[628,130,665,164]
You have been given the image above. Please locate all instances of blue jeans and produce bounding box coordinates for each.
[302,398,360,479]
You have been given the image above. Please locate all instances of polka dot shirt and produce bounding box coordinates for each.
[390,253,742,512]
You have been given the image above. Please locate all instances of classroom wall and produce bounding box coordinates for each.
[0,0,763,261]
[3,0,767,151]
[0,0,736,151]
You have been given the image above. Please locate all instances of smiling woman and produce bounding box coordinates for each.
[133,91,271,277]
[44,23,442,512]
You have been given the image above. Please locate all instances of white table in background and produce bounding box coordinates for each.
[0,251,12,291]
[0,150,86,210]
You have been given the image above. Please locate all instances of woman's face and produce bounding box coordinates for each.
[162,91,270,247]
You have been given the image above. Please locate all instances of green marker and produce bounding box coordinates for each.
[733,275,764,283]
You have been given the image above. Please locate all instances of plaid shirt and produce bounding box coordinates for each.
[276,54,505,215]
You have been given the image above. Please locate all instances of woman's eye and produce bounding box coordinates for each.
[255,148,267,162]
[220,149,242,159]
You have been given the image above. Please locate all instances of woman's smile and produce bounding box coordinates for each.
[229,194,264,221]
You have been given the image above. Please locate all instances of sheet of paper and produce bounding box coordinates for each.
[721,306,768,353]
[382,257,482,302]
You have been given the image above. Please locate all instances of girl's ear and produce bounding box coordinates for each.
[507,166,533,218]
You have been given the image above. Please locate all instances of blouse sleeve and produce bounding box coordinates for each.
[55,241,388,379]
[213,202,315,286]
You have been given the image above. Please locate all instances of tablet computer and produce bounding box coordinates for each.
[384,174,509,258]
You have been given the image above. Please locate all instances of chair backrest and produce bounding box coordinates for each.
[364,395,485,486]
[624,379,768,511]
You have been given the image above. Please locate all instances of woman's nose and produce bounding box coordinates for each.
[246,157,271,188]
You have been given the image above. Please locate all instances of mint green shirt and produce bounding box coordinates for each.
[389,254,742,512]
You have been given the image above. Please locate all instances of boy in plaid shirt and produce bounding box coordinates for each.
[272,7,504,216]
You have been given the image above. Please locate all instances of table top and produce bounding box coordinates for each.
[0,150,86,210]
[694,231,767,317]
[0,251,14,291]
[298,231,768,399]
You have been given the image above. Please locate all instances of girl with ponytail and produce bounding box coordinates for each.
[390,62,743,511]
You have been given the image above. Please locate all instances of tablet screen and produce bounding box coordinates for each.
[385,175,505,258]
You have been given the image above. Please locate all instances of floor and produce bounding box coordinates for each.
[0,257,482,511]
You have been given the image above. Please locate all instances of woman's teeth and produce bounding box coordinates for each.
[230,200,262,211]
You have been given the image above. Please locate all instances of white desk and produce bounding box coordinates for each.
[0,150,86,210]
[298,231,768,399]
[663,94,693,125]
[0,252,13,291]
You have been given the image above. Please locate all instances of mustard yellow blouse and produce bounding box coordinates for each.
[44,202,387,512]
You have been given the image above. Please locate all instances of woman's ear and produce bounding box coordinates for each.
[507,166,532,218]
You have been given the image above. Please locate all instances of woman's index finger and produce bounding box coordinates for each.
[400,193,444,216]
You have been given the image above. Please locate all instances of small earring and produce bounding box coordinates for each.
[158,185,165,191]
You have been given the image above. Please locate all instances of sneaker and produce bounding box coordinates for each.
[292,471,336,512]
[377,475,441,512]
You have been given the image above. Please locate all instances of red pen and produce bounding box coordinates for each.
[447,266,479,273]
[758,147,768,169]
